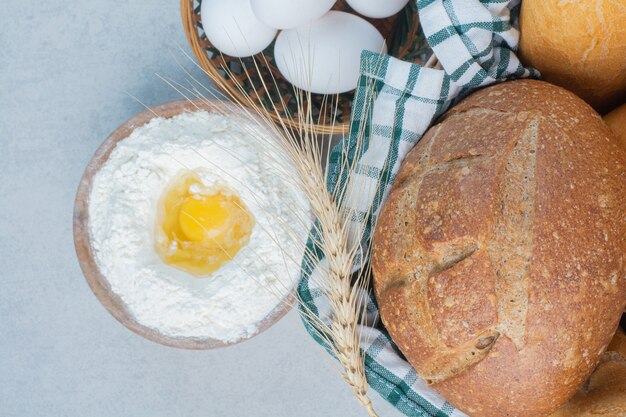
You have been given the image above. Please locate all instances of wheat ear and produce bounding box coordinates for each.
[171,42,439,416]
[210,52,381,416]
[238,53,381,415]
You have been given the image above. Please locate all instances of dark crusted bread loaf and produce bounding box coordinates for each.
[372,80,626,417]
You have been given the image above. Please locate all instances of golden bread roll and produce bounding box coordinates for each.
[519,0,626,112]
[372,80,626,417]
[604,103,626,149]
[550,329,626,416]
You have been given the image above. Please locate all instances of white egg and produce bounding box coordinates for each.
[250,0,336,30]
[274,11,386,95]
[201,0,277,57]
[346,0,410,19]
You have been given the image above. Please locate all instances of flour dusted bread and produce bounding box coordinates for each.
[372,80,626,417]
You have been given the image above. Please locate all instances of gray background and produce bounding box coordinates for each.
[0,1,401,417]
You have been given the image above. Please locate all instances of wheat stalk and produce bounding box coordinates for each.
[237,59,380,416]
[167,44,439,416]
[206,55,381,416]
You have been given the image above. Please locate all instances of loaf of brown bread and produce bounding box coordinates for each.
[518,0,626,113]
[550,328,626,417]
[372,80,626,417]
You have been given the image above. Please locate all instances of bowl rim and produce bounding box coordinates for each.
[73,98,295,350]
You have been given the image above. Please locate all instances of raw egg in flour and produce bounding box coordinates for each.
[155,170,255,276]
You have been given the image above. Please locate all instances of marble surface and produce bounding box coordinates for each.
[0,2,401,417]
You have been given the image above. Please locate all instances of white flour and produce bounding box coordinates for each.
[89,110,310,342]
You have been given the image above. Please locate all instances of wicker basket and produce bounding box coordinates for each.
[181,0,428,134]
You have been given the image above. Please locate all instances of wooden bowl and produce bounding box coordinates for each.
[73,99,294,349]
[181,0,427,135]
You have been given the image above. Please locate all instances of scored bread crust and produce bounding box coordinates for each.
[372,80,626,417]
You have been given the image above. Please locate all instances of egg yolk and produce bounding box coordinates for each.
[155,171,255,277]
[178,196,229,243]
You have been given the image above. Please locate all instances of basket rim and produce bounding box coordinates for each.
[181,0,367,136]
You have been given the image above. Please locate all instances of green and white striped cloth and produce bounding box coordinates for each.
[297,1,538,416]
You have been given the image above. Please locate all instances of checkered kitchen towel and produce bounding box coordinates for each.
[297,1,538,416]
